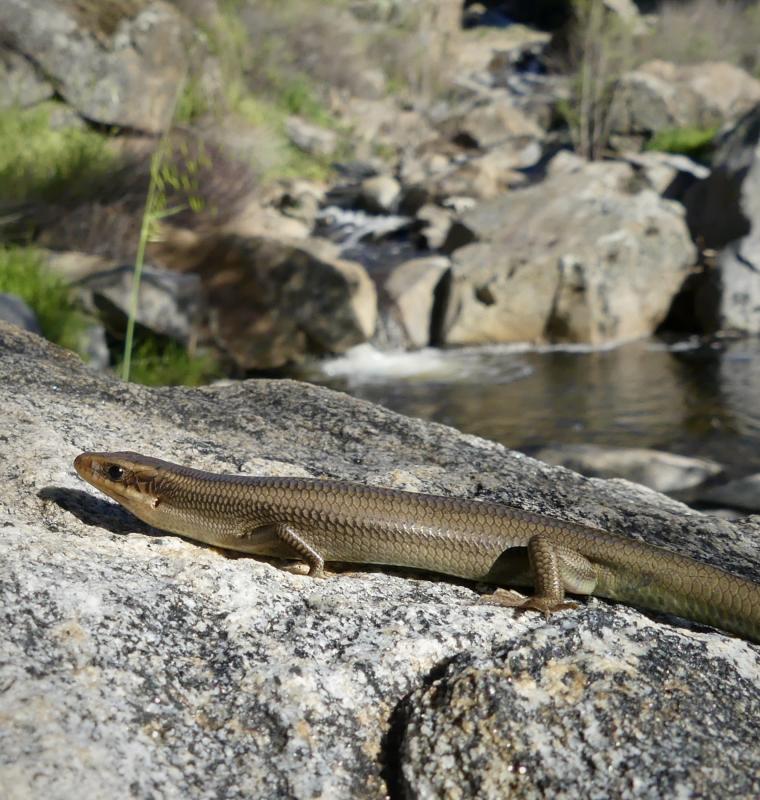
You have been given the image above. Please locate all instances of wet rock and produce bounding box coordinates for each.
[612,60,760,139]
[1,323,759,798]
[0,293,41,335]
[315,207,413,249]
[0,47,53,109]
[285,116,338,158]
[534,444,723,495]
[382,256,450,349]
[685,105,760,334]
[439,160,696,346]
[698,474,760,514]
[0,0,193,134]
[75,264,204,346]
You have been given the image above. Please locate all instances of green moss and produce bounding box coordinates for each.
[0,103,115,204]
[646,126,718,159]
[116,336,221,387]
[0,246,89,353]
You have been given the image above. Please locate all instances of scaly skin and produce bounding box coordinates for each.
[73,451,760,643]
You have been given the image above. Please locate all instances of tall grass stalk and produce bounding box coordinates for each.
[121,142,163,381]
[121,79,187,383]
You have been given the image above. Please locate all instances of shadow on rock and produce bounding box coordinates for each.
[38,486,159,538]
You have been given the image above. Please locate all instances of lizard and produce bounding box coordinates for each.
[73,451,760,643]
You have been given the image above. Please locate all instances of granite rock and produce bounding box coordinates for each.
[0,324,758,799]
[0,0,192,133]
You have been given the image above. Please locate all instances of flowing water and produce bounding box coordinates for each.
[298,337,760,477]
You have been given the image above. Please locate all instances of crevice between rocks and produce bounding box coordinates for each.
[378,655,458,800]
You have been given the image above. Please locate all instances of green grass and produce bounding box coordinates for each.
[235,95,340,182]
[0,246,89,352]
[0,103,115,203]
[646,125,718,160]
[115,336,221,387]
[175,78,212,125]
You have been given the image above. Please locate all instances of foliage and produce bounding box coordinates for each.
[0,103,115,203]
[115,335,221,387]
[646,126,718,160]
[235,96,343,182]
[0,246,89,353]
[175,78,212,125]
[122,111,211,381]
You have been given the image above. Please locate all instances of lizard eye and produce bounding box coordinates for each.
[107,465,125,481]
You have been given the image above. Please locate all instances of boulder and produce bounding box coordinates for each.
[620,151,709,199]
[285,116,338,158]
[382,256,450,349]
[431,143,536,202]
[414,203,455,250]
[0,0,192,133]
[223,200,311,241]
[437,91,544,150]
[0,293,42,335]
[612,60,760,138]
[160,234,377,370]
[685,105,760,333]
[1,323,760,798]
[534,444,723,495]
[75,264,204,346]
[698,474,760,514]
[438,159,696,346]
[0,47,53,109]
[359,175,401,214]
[341,97,438,162]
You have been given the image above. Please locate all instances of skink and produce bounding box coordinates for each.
[73,451,760,642]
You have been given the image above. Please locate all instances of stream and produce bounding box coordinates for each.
[298,336,760,477]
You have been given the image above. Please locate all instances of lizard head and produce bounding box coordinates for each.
[74,451,164,516]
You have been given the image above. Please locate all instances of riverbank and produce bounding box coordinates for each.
[4,0,760,380]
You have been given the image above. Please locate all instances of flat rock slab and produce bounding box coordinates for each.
[0,323,758,798]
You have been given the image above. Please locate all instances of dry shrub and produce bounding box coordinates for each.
[17,128,258,261]
[560,0,638,159]
[239,1,375,98]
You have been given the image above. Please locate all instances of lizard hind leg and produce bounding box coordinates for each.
[485,535,598,618]
[273,522,326,577]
